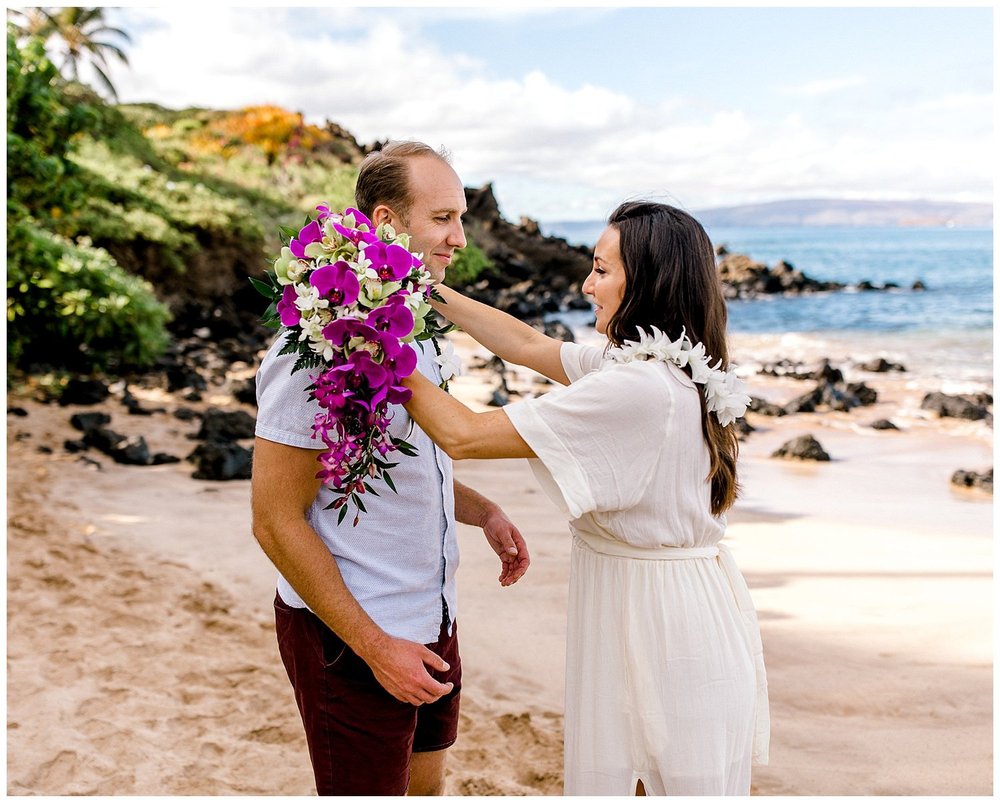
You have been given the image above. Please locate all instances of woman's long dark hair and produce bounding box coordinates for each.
[605,201,740,515]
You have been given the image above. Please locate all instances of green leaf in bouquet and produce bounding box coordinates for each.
[277,336,301,356]
[337,504,349,525]
[392,437,419,457]
[363,482,380,497]
[249,274,278,299]
[354,494,368,514]
[293,351,326,373]
[383,472,398,494]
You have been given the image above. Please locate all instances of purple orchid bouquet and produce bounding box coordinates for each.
[252,205,451,526]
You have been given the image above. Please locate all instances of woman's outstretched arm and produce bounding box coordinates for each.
[434,285,570,385]
[402,370,535,460]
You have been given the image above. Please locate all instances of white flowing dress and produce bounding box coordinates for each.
[503,342,769,796]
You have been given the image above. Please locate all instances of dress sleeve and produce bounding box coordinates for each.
[503,362,670,518]
[559,341,606,382]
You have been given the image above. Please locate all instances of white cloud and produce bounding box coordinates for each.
[105,8,992,222]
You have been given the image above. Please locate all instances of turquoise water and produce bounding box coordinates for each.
[542,224,993,336]
[542,223,993,387]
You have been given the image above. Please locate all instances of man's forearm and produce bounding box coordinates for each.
[453,478,500,527]
[254,515,390,663]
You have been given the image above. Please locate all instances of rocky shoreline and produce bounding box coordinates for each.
[14,338,991,495]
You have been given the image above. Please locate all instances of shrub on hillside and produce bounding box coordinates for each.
[445,242,496,287]
[193,105,334,165]
[7,222,170,371]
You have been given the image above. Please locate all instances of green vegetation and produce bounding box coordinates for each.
[6,28,170,373]
[7,225,170,370]
[445,241,495,287]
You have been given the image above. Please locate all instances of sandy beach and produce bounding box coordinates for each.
[6,331,993,796]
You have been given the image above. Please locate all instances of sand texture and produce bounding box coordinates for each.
[6,334,992,795]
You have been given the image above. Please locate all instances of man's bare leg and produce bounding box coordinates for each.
[407,749,448,795]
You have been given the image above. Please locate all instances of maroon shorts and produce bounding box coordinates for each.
[274,592,461,795]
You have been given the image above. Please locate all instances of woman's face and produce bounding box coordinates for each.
[582,226,627,334]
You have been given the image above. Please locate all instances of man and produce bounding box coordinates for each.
[251,141,530,795]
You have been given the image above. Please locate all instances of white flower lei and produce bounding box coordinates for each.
[606,326,751,427]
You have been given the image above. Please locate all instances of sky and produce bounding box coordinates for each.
[89,4,995,223]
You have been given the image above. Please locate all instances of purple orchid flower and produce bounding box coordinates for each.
[381,344,417,405]
[328,207,375,245]
[343,207,373,229]
[310,368,353,412]
[364,241,417,282]
[310,261,360,307]
[346,351,390,390]
[337,351,392,410]
[383,342,418,380]
[277,285,301,327]
[332,221,379,247]
[385,385,413,405]
[366,302,414,339]
[289,219,322,259]
[322,318,378,350]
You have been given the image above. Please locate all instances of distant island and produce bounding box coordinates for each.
[546,198,991,242]
[691,198,992,228]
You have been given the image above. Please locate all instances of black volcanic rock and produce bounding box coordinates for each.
[83,425,126,453]
[716,254,844,299]
[70,412,112,434]
[860,358,906,373]
[920,392,991,422]
[771,434,831,462]
[194,408,257,441]
[58,378,111,406]
[110,435,152,466]
[748,397,786,417]
[232,377,258,406]
[783,380,877,414]
[189,441,253,480]
[460,184,593,318]
[951,468,992,493]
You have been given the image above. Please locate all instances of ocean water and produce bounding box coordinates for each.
[541,223,994,388]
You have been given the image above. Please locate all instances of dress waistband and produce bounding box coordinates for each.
[574,529,719,560]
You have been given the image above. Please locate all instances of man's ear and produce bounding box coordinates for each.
[371,205,394,227]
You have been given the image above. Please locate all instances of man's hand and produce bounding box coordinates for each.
[481,508,530,587]
[362,635,454,706]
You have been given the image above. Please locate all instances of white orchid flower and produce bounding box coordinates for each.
[434,340,462,381]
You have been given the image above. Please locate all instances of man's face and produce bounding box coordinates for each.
[378,156,468,283]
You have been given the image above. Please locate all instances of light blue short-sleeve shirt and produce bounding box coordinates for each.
[255,333,458,643]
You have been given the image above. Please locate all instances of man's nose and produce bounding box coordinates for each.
[448,222,467,249]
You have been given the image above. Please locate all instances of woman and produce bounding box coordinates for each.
[402,201,769,795]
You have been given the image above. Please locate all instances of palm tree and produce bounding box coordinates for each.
[7,7,131,101]
[6,7,53,38]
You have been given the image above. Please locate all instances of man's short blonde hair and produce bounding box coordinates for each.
[354,141,452,221]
